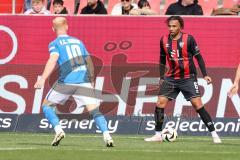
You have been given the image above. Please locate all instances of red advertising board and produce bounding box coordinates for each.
[0,16,239,117]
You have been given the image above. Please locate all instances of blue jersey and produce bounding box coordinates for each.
[48,35,90,84]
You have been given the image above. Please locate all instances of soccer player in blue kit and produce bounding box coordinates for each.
[34,17,114,147]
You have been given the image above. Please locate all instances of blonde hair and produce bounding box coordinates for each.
[32,0,44,3]
[52,17,68,31]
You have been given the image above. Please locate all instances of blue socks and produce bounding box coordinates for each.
[94,115,108,132]
[42,105,108,132]
[42,105,59,128]
[91,109,108,133]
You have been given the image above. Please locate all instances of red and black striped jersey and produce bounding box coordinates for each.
[160,33,202,79]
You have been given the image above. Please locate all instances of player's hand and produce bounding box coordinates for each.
[204,76,212,85]
[228,83,239,98]
[34,78,45,89]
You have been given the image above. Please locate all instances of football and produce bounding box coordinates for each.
[161,127,178,142]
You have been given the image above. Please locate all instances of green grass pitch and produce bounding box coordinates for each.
[0,133,239,160]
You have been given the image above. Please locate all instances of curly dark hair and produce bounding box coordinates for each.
[166,16,184,29]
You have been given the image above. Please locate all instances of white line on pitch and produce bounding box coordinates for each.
[0,147,35,151]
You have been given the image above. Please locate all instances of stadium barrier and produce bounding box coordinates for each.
[0,16,239,136]
[0,114,240,136]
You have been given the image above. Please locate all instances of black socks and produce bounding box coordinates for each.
[197,107,215,132]
[155,107,165,131]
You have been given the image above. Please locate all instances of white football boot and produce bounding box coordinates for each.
[51,131,65,146]
[144,134,163,142]
[211,131,222,144]
[103,131,114,147]
[213,136,222,144]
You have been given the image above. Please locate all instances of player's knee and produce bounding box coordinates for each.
[190,97,203,110]
[157,98,167,107]
[42,99,56,108]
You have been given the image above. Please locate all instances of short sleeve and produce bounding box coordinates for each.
[48,42,59,55]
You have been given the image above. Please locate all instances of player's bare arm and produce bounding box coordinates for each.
[34,54,59,89]
[228,64,240,97]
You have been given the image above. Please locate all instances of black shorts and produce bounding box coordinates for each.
[158,77,201,101]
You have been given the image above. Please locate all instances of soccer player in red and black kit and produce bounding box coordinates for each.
[144,16,222,143]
